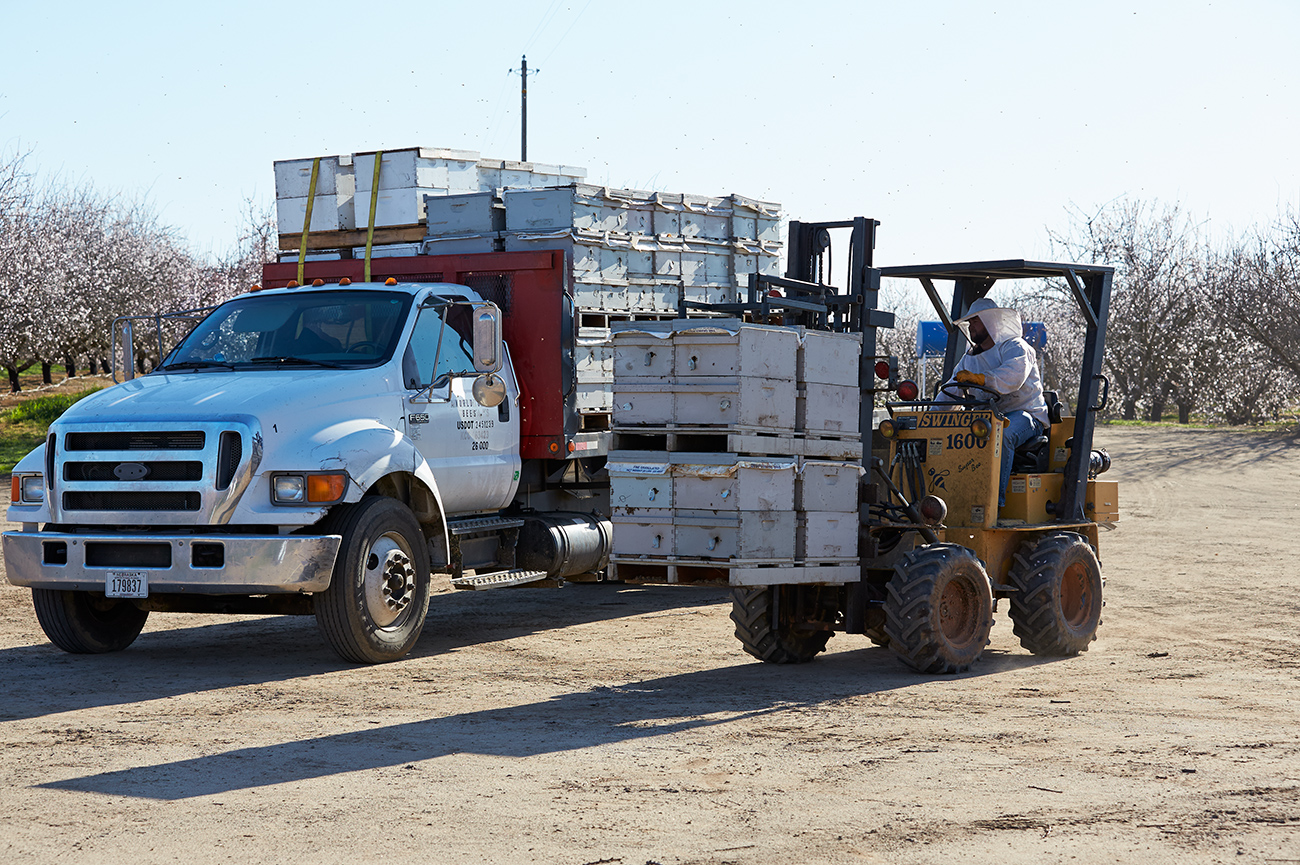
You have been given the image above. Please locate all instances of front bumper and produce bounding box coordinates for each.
[1,531,341,594]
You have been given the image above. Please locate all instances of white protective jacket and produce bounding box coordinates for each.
[938,297,1049,427]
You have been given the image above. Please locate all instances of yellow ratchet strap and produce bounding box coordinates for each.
[296,157,321,285]
[364,151,383,282]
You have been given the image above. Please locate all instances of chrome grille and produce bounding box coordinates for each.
[63,461,203,482]
[65,431,206,451]
[63,491,202,512]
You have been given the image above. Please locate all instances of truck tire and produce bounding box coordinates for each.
[314,496,432,664]
[884,544,993,674]
[1007,532,1104,656]
[730,585,837,664]
[32,589,149,653]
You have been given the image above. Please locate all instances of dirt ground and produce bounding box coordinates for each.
[1,425,1297,865]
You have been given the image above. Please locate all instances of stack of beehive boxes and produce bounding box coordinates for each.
[496,184,782,425]
[273,147,586,260]
[501,185,781,315]
[608,321,862,585]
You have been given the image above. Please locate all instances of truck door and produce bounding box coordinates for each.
[402,300,521,515]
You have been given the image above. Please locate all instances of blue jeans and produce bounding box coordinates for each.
[1000,410,1044,508]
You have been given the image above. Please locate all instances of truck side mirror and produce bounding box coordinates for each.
[472,304,503,373]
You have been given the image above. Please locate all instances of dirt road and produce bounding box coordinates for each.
[1,426,1297,864]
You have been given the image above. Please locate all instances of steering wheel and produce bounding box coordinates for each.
[346,341,383,354]
[939,381,1005,419]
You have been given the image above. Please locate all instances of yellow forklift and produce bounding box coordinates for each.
[722,221,1117,673]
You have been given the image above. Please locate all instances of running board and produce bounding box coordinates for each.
[449,569,552,590]
[447,516,525,536]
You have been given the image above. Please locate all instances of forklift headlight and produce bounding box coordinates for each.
[13,473,45,504]
[273,475,306,504]
[879,419,896,439]
[970,418,991,439]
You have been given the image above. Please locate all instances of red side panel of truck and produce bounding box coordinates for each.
[262,251,573,460]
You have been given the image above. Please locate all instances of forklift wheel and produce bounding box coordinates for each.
[1007,532,1104,656]
[884,544,993,674]
[730,585,838,664]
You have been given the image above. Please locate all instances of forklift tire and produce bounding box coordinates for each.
[884,544,993,674]
[32,589,149,653]
[730,585,836,664]
[314,496,432,664]
[1007,532,1104,656]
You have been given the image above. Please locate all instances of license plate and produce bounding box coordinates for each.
[106,571,148,599]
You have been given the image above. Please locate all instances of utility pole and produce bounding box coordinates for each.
[518,55,535,162]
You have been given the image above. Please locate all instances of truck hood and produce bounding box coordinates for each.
[58,369,402,423]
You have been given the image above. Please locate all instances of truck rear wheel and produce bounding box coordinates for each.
[730,585,837,664]
[314,496,432,664]
[884,544,993,674]
[32,589,149,653]
[1007,532,1104,656]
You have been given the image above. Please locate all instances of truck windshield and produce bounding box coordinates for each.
[163,290,411,370]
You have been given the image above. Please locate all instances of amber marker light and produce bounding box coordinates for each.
[307,473,347,503]
[286,280,299,288]
[385,277,398,285]
[970,418,992,439]
[339,278,352,285]
[878,419,897,438]
[9,476,19,502]
[311,278,324,286]
[549,442,560,454]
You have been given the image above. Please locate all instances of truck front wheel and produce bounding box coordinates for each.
[32,589,149,653]
[314,496,432,663]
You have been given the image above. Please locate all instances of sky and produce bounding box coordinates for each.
[2,0,1297,280]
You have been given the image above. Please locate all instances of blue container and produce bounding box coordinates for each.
[917,320,1047,355]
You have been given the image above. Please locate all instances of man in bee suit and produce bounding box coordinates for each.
[936,297,1049,508]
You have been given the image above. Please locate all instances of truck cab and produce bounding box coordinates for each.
[4,266,610,663]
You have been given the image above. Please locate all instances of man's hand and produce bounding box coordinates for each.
[954,370,986,386]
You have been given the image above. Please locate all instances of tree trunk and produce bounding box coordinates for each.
[7,364,20,393]
[1177,402,1192,424]
[99,358,110,376]
[1146,396,1166,423]
[41,363,52,385]
[1122,399,1138,421]
[64,355,76,378]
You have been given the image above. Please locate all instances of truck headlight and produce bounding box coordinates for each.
[273,475,306,503]
[271,472,348,505]
[11,473,45,504]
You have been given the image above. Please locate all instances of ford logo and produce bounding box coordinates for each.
[113,462,150,481]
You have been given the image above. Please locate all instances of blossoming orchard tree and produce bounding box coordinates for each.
[0,151,274,392]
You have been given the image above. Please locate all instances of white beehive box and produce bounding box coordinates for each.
[796,461,861,511]
[614,378,796,429]
[504,185,654,233]
[672,460,795,512]
[673,325,798,380]
[613,331,674,379]
[729,194,782,244]
[610,462,671,511]
[797,383,860,434]
[680,194,731,240]
[797,512,858,561]
[353,242,424,259]
[611,513,675,555]
[424,193,504,237]
[274,156,358,232]
[411,235,502,256]
[353,148,481,226]
[674,511,796,560]
[798,329,862,386]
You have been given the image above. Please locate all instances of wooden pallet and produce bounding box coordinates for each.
[611,556,859,587]
[610,425,861,460]
[278,225,425,252]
